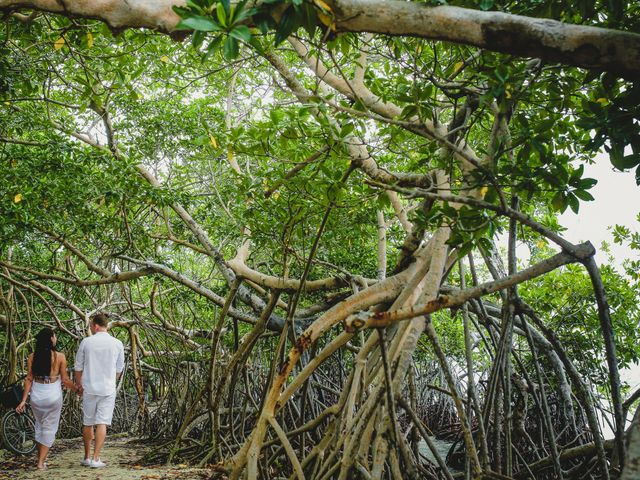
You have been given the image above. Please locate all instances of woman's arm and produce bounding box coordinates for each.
[59,354,77,391]
[16,354,33,413]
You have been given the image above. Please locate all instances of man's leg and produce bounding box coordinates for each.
[82,393,97,462]
[92,424,107,461]
[90,393,115,465]
[82,425,93,459]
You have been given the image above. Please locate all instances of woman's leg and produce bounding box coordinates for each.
[32,384,62,467]
[36,442,50,469]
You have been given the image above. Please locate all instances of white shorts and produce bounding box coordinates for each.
[82,393,116,426]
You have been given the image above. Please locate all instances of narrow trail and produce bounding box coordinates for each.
[0,437,213,480]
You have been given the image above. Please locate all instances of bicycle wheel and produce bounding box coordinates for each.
[1,410,36,455]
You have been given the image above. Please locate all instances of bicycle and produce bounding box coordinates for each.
[0,379,36,455]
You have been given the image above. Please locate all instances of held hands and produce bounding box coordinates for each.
[65,383,83,396]
[15,401,27,414]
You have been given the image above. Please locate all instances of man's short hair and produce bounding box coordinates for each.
[91,313,109,327]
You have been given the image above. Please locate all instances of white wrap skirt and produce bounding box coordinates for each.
[30,379,63,447]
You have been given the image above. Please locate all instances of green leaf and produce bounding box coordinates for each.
[253,11,274,34]
[399,104,418,119]
[299,3,318,37]
[326,182,344,203]
[551,191,566,212]
[570,164,584,182]
[456,241,474,259]
[610,151,640,170]
[479,0,494,10]
[192,30,206,49]
[233,6,258,24]
[567,192,579,214]
[229,0,248,21]
[176,15,221,31]
[537,118,555,132]
[216,3,228,27]
[274,6,298,46]
[223,35,239,60]
[579,177,598,189]
[202,35,223,62]
[339,123,355,138]
[573,189,594,201]
[229,25,251,43]
[376,192,391,209]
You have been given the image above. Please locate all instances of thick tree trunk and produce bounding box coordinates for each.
[1,0,639,78]
[621,406,640,480]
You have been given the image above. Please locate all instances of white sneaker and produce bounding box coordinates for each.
[90,459,106,468]
[80,458,92,467]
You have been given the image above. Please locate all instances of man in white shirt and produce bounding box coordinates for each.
[74,313,125,468]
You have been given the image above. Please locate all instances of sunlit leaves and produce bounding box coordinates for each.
[176,15,222,32]
[173,0,259,60]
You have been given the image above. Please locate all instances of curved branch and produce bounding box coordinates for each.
[330,0,640,80]
[0,261,153,286]
[344,243,593,330]
[228,257,360,292]
[119,256,269,329]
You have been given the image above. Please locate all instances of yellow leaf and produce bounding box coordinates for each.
[10,159,17,167]
[317,12,335,31]
[272,191,281,200]
[209,134,218,148]
[13,193,22,203]
[453,61,464,74]
[536,239,546,248]
[504,84,513,99]
[227,148,235,162]
[596,97,609,106]
[86,31,94,48]
[479,186,488,198]
[160,55,170,63]
[313,0,332,12]
[54,37,65,51]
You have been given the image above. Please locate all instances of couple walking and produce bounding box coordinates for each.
[15,313,124,470]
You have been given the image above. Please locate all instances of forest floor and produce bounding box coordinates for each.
[0,436,214,480]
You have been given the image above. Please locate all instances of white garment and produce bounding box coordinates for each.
[30,379,62,448]
[74,332,124,396]
[82,392,116,426]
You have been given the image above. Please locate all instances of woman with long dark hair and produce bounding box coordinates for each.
[15,328,78,469]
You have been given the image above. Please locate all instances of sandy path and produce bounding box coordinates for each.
[0,436,213,480]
